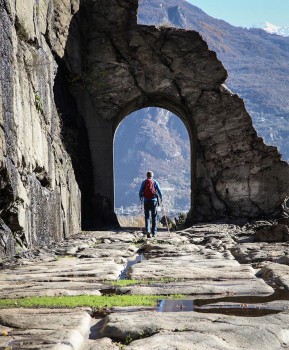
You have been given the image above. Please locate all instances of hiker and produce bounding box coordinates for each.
[139,171,162,238]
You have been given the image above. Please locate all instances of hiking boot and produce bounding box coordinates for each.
[146,232,151,238]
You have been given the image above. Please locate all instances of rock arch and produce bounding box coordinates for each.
[66,0,289,227]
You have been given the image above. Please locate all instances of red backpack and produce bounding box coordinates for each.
[144,179,156,199]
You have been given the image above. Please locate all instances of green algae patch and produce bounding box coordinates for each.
[110,278,182,287]
[111,280,141,287]
[0,294,183,308]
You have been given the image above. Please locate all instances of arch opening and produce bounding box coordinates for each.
[114,107,192,227]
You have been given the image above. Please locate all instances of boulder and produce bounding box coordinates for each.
[255,224,289,242]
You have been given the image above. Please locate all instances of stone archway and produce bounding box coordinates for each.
[66,0,289,227]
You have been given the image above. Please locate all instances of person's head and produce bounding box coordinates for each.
[147,171,154,178]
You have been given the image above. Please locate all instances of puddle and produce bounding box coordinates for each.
[158,299,194,312]
[193,288,289,306]
[96,289,289,318]
[156,288,289,317]
[157,299,284,317]
[118,254,145,280]
[194,305,283,317]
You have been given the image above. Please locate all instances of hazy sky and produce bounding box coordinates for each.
[186,0,289,27]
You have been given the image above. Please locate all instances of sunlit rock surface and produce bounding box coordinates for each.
[0,0,81,257]
[0,225,289,349]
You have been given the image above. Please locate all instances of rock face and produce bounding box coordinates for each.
[0,0,82,257]
[65,0,289,225]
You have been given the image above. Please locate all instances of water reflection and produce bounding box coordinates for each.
[157,288,289,317]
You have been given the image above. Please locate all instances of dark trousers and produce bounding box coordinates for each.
[144,201,158,235]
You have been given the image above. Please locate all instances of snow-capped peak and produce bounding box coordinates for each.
[262,22,281,34]
[254,22,289,37]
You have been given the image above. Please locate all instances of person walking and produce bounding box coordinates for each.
[139,171,162,238]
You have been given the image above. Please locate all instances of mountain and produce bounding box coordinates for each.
[114,0,289,212]
[114,108,190,212]
[256,22,289,37]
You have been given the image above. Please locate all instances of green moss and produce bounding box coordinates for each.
[111,279,141,287]
[0,294,183,309]
[35,91,43,114]
[110,278,184,287]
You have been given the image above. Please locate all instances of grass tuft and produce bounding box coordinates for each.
[111,278,181,287]
[0,294,184,309]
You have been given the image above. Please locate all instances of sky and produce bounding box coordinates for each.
[186,0,289,28]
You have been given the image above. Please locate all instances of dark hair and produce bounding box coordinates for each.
[147,171,154,178]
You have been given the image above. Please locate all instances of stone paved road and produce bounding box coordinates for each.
[1,226,289,349]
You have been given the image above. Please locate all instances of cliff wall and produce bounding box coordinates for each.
[0,0,81,258]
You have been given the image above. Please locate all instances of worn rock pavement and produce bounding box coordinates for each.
[1,224,289,349]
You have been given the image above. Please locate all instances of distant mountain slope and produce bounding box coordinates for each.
[114,108,190,211]
[138,0,289,160]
